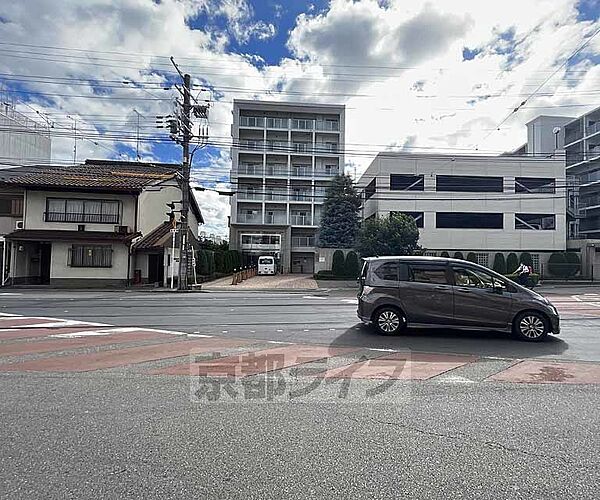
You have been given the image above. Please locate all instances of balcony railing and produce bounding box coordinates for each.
[291,166,312,177]
[587,121,600,136]
[265,164,288,176]
[237,164,263,176]
[265,140,289,152]
[239,116,265,128]
[265,213,287,224]
[291,236,315,247]
[315,143,339,153]
[239,139,264,151]
[315,121,339,132]
[237,213,262,224]
[237,190,262,201]
[292,142,311,153]
[266,118,289,129]
[290,192,312,201]
[291,119,314,130]
[291,215,312,225]
[314,168,339,177]
[264,190,288,201]
[44,212,120,224]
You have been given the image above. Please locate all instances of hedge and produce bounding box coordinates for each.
[506,253,519,274]
[453,251,464,260]
[440,251,450,258]
[548,252,580,278]
[345,251,360,278]
[332,250,346,277]
[520,252,533,269]
[492,253,507,274]
[466,252,477,263]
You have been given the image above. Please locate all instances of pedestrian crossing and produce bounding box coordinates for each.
[1,312,599,386]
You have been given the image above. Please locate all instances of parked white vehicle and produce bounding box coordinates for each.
[258,255,276,275]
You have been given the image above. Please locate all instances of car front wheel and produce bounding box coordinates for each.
[513,311,549,342]
[374,307,406,336]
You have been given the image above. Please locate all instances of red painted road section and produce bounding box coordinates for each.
[318,352,477,380]
[155,345,358,377]
[0,326,101,341]
[0,318,66,328]
[0,337,253,372]
[0,331,172,357]
[490,360,600,384]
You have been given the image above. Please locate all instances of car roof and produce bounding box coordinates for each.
[363,256,467,263]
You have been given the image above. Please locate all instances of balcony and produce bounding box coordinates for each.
[587,121,600,137]
[238,139,264,151]
[266,117,289,129]
[291,119,314,131]
[236,213,262,224]
[264,190,288,201]
[291,236,315,247]
[315,120,339,132]
[314,188,327,202]
[292,142,311,154]
[291,215,312,226]
[265,140,290,153]
[291,166,312,177]
[265,213,287,225]
[237,190,262,201]
[239,116,265,128]
[315,142,339,154]
[265,164,288,177]
[314,168,339,177]
[290,191,312,202]
[237,163,263,176]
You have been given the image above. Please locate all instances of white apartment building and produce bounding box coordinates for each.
[358,152,566,271]
[229,100,345,274]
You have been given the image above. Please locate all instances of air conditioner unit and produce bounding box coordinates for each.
[15,220,24,230]
[114,225,129,235]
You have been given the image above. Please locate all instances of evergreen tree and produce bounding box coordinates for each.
[492,253,507,274]
[345,251,360,278]
[355,213,420,257]
[506,253,519,273]
[332,250,346,276]
[318,174,361,248]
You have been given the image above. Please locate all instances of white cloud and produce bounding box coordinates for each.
[204,0,277,44]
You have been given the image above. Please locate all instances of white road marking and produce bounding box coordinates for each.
[0,293,22,296]
[0,313,21,317]
[302,295,327,300]
[267,341,290,344]
[341,298,358,304]
[187,334,213,338]
[369,348,397,352]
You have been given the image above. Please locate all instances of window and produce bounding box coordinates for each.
[0,197,23,216]
[515,214,556,230]
[408,264,449,284]
[241,234,280,246]
[69,245,113,268]
[453,267,504,290]
[364,179,376,200]
[531,254,540,273]
[515,177,555,193]
[475,253,489,268]
[436,175,503,192]
[436,212,504,229]
[45,198,120,224]
[373,262,399,281]
[390,174,424,191]
[391,211,424,228]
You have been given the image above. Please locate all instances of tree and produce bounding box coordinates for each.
[453,251,464,260]
[506,253,519,274]
[215,252,225,274]
[492,253,507,274]
[345,251,360,278]
[197,250,209,275]
[466,252,477,263]
[318,174,361,248]
[332,250,346,277]
[548,252,567,277]
[355,213,420,257]
[564,252,581,277]
[440,251,450,258]
[520,252,533,269]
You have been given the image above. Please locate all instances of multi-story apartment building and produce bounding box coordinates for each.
[564,106,600,238]
[229,100,345,274]
[358,152,566,272]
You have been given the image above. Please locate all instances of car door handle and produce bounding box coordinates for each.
[457,288,471,293]
[434,285,448,290]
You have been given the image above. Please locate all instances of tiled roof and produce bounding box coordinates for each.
[0,159,180,192]
[133,222,173,250]
[4,229,139,243]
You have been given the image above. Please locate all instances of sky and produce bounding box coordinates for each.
[0,0,599,237]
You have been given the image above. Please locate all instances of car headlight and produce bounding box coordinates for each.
[360,286,374,298]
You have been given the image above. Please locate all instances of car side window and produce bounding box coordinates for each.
[373,262,399,281]
[408,264,449,284]
[453,267,505,290]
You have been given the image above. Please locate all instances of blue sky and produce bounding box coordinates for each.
[0,0,599,236]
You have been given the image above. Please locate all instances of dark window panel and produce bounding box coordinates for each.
[390,174,424,191]
[515,177,556,193]
[364,178,376,200]
[436,175,503,192]
[436,212,504,229]
[515,214,556,230]
[408,264,449,284]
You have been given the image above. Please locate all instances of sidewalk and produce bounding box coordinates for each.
[203,273,318,290]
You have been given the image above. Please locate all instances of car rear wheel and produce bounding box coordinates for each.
[513,311,549,342]
[374,307,406,336]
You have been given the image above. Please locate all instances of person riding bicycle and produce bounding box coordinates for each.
[516,262,531,286]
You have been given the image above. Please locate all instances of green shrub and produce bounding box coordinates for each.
[506,253,519,274]
[197,250,209,275]
[332,250,346,277]
[345,251,360,278]
[466,252,477,263]
[215,252,225,273]
[492,253,506,274]
[440,251,450,258]
[453,251,464,260]
[564,252,581,277]
[548,252,567,277]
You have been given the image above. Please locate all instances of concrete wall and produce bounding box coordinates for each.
[24,190,137,232]
[359,153,566,253]
[314,248,353,273]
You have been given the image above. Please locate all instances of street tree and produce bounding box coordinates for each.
[355,213,420,257]
[318,174,361,248]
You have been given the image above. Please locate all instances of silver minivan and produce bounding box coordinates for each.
[357,256,560,342]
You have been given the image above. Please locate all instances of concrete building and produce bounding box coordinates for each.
[0,102,51,165]
[358,152,566,272]
[0,160,202,287]
[229,100,345,274]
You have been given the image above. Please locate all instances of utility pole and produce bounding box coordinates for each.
[178,72,192,291]
[133,109,142,160]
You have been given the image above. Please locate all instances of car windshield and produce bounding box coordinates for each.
[259,258,273,265]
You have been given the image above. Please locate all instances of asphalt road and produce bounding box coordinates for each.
[1,287,599,499]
